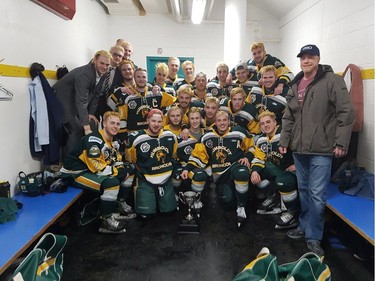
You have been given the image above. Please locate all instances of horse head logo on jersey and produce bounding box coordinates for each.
[215,149,227,164]
[141,108,150,118]
[156,150,166,163]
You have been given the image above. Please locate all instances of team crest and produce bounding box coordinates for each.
[128,100,137,110]
[260,143,269,153]
[274,61,283,68]
[211,88,219,96]
[215,149,227,164]
[140,142,150,153]
[141,108,150,118]
[227,85,234,92]
[250,94,256,103]
[184,145,193,155]
[89,145,100,156]
[156,150,166,163]
[206,140,213,148]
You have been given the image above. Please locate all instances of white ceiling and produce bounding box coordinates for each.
[97,0,301,21]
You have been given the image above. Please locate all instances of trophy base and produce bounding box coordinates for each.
[177,219,200,234]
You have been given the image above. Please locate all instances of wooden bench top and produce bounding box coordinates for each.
[0,187,82,275]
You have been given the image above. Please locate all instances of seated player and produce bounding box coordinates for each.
[59,111,135,234]
[250,111,300,229]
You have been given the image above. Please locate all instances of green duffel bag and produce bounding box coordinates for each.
[233,247,331,281]
[10,233,67,281]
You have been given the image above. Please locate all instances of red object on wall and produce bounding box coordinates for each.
[31,0,76,20]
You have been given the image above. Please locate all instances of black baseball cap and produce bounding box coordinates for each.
[297,44,320,57]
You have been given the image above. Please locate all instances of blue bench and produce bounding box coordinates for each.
[326,182,374,245]
[0,187,82,275]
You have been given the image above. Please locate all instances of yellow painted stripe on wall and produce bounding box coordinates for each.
[0,63,374,80]
[337,68,374,80]
[0,63,57,79]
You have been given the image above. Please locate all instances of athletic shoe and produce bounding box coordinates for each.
[256,196,281,214]
[307,240,325,257]
[118,200,134,215]
[287,227,305,239]
[236,206,247,227]
[112,212,137,221]
[275,211,298,229]
[99,215,126,234]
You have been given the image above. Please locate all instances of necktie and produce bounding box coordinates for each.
[102,67,113,96]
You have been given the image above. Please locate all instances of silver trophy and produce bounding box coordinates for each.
[177,191,201,234]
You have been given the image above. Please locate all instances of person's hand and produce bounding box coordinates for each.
[180,128,190,140]
[121,87,134,95]
[279,146,287,154]
[226,73,233,85]
[274,83,284,95]
[333,147,347,158]
[285,164,296,172]
[181,170,189,180]
[238,157,250,168]
[88,114,99,126]
[152,85,161,95]
[251,171,261,185]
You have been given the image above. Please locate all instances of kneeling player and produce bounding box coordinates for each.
[125,109,178,218]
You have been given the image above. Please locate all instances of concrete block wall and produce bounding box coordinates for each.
[279,0,374,173]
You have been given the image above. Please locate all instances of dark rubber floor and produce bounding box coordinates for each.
[61,186,374,281]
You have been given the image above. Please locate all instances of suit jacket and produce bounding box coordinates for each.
[53,62,103,126]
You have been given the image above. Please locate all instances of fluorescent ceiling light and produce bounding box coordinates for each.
[191,0,206,24]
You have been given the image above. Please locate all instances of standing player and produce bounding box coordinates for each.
[207,62,235,100]
[247,65,288,125]
[118,68,176,138]
[219,87,260,135]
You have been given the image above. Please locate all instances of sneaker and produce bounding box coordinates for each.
[256,196,281,214]
[275,211,298,229]
[99,215,126,234]
[307,240,325,257]
[287,227,304,239]
[118,200,134,215]
[112,212,137,221]
[236,206,247,227]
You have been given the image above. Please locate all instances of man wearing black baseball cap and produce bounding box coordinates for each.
[296,44,320,57]
[279,44,355,257]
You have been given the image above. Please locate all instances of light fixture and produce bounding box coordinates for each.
[191,0,206,24]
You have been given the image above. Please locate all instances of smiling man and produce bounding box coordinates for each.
[125,109,178,218]
[182,111,260,227]
[60,111,135,234]
[54,50,112,156]
[279,44,355,257]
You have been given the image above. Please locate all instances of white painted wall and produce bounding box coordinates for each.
[0,0,373,195]
[279,0,374,173]
[0,0,108,194]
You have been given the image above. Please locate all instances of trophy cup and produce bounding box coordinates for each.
[177,191,200,234]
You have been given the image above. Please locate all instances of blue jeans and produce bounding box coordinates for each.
[293,153,332,241]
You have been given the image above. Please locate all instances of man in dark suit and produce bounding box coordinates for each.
[53,50,112,156]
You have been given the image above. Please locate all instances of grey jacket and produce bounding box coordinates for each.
[53,62,103,126]
[280,64,355,155]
